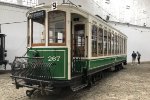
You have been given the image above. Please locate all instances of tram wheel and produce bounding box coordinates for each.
[26,90,33,97]
[87,76,92,87]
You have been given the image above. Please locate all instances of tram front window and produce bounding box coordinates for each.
[48,11,66,46]
[29,10,46,46]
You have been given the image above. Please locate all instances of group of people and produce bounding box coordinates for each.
[131,51,141,65]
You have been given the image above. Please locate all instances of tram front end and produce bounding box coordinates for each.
[11,7,70,96]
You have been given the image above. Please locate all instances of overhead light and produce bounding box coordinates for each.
[126,5,130,9]
[105,0,110,4]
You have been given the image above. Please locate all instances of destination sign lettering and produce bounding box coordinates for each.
[29,10,45,19]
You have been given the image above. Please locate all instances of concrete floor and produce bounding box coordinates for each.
[0,63,150,100]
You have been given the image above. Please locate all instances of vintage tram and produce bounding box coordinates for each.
[0,34,8,69]
[11,4,127,97]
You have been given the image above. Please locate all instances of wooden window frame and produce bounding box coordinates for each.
[48,10,66,46]
[92,25,98,57]
[104,29,107,56]
[108,30,111,55]
[31,17,46,47]
[111,32,114,55]
[98,27,103,56]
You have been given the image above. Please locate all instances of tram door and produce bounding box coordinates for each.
[72,24,85,75]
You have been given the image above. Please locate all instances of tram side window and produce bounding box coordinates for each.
[124,39,127,53]
[115,34,118,55]
[104,30,107,56]
[108,31,111,55]
[48,11,66,45]
[111,33,114,55]
[117,36,120,54]
[122,37,124,54]
[123,38,125,54]
[118,36,120,54]
[124,38,126,54]
[114,34,116,54]
[92,25,97,57]
[120,37,123,54]
[98,28,103,56]
[119,36,121,54]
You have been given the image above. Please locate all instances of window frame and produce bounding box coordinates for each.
[98,27,103,56]
[108,30,111,55]
[48,10,66,46]
[29,11,46,47]
[111,31,115,55]
[104,28,107,56]
[91,24,98,57]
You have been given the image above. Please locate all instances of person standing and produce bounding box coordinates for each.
[131,51,137,65]
[137,51,141,64]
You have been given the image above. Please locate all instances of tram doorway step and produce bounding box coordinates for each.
[71,83,88,91]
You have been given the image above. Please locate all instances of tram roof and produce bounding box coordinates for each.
[27,4,127,38]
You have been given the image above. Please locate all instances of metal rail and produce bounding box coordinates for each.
[11,57,56,89]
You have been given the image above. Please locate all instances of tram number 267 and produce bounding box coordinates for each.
[48,56,60,61]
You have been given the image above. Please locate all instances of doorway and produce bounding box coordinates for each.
[71,24,85,75]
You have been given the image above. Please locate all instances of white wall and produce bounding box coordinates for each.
[39,0,150,27]
[108,22,150,62]
[0,2,29,69]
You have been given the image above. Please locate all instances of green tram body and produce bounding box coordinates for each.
[28,48,69,80]
[12,4,127,94]
[28,48,126,81]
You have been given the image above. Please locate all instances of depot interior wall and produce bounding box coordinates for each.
[108,22,150,62]
[0,3,28,69]
[39,0,150,27]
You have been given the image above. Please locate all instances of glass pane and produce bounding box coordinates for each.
[98,28,103,55]
[31,11,45,45]
[92,25,97,57]
[108,32,111,54]
[104,30,107,55]
[111,34,114,55]
[48,11,66,44]
[33,21,45,44]
[115,35,118,54]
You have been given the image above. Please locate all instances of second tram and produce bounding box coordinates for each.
[0,34,8,69]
